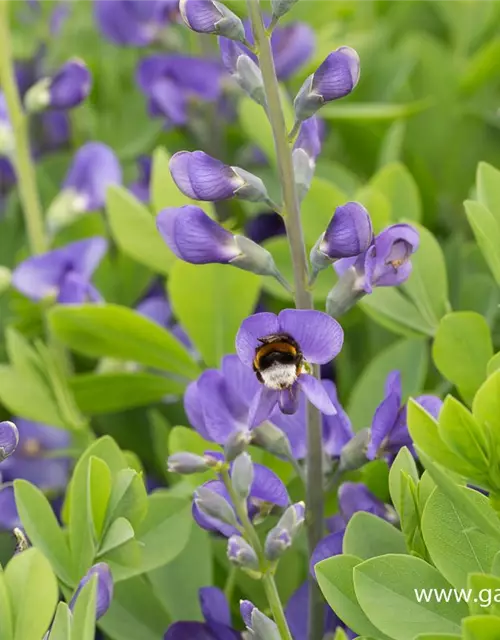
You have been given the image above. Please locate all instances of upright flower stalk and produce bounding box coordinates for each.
[0,1,47,254]
[245,1,325,637]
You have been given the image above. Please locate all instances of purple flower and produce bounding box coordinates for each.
[94,0,178,46]
[321,380,354,458]
[128,156,152,203]
[335,223,419,294]
[0,484,21,531]
[0,419,71,492]
[240,600,280,638]
[157,206,284,282]
[236,310,344,423]
[184,355,308,459]
[35,110,71,156]
[367,371,442,461]
[270,21,315,80]
[294,46,360,121]
[180,0,245,41]
[136,55,223,126]
[292,116,323,200]
[318,202,373,263]
[25,59,91,112]
[192,460,289,537]
[169,151,268,202]
[12,237,107,304]
[0,421,19,461]
[69,563,113,620]
[286,582,355,640]
[245,212,286,245]
[165,587,240,639]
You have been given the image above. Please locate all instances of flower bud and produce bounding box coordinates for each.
[24,59,91,113]
[292,117,322,201]
[276,501,305,536]
[338,428,370,472]
[294,47,360,121]
[0,421,18,462]
[224,429,251,462]
[241,601,281,640]
[167,452,215,474]
[69,563,113,620]
[180,0,245,42]
[231,452,253,500]
[227,535,259,571]
[264,527,291,561]
[220,38,266,107]
[326,263,365,318]
[251,422,293,460]
[271,0,299,19]
[195,485,238,528]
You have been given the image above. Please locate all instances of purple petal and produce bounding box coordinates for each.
[0,421,18,459]
[235,312,280,367]
[312,46,360,101]
[197,370,245,443]
[199,587,231,628]
[366,391,400,460]
[278,387,299,415]
[188,151,241,201]
[270,397,307,460]
[293,116,322,161]
[322,202,373,259]
[184,380,211,440]
[49,59,91,109]
[221,354,261,406]
[240,600,255,628]
[69,562,113,620]
[297,375,336,415]
[148,77,188,125]
[245,211,286,245]
[333,254,360,278]
[169,151,198,199]
[128,156,152,203]
[94,0,174,46]
[12,251,67,301]
[326,514,345,534]
[338,482,389,523]
[415,395,443,420]
[248,386,278,427]
[69,237,108,279]
[57,272,93,304]
[310,531,344,577]
[63,142,122,210]
[180,0,222,33]
[157,206,239,264]
[250,463,289,507]
[271,22,315,81]
[136,294,171,327]
[219,37,247,74]
[321,381,353,457]
[0,484,21,530]
[277,309,344,364]
[385,370,402,405]
[374,261,413,288]
[164,622,215,639]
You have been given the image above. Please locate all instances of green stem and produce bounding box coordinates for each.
[0,1,47,255]
[221,469,293,640]
[246,2,325,638]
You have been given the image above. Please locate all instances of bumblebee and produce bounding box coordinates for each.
[253,334,303,390]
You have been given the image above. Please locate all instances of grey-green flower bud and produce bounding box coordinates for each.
[232,167,269,203]
[271,0,299,19]
[231,452,254,500]
[339,428,370,472]
[167,452,215,474]
[252,423,293,459]
[264,527,292,561]
[224,429,252,462]
[195,486,238,527]
[227,535,259,571]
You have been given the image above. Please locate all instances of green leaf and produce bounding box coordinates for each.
[353,554,467,639]
[135,493,192,574]
[106,185,175,275]
[5,548,59,640]
[71,575,97,640]
[477,162,500,227]
[49,304,200,379]
[438,396,489,474]
[320,100,431,121]
[48,602,72,640]
[468,573,500,615]
[421,488,498,589]
[300,178,348,246]
[168,262,261,367]
[0,567,13,640]
[343,512,408,559]
[369,162,422,223]
[98,517,135,556]
[487,352,500,376]
[70,372,184,415]
[315,555,391,639]
[389,447,419,516]
[472,370,500,436]
[432,312,493,402]
[148,523,212,622]
[360,288,436,338]
[353,186,391,233]
[89,457,112,541]
[407,400,478,478]
[103,469,148,533]
[347,338,428,430]
[14,479,75,586]
[0,365,65,427]
[415,635,461,640]
[463,615,500,639]
[417,449,500,543]
[99,576,170,640]
[402,224,449,331]
[464,200,500,286]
